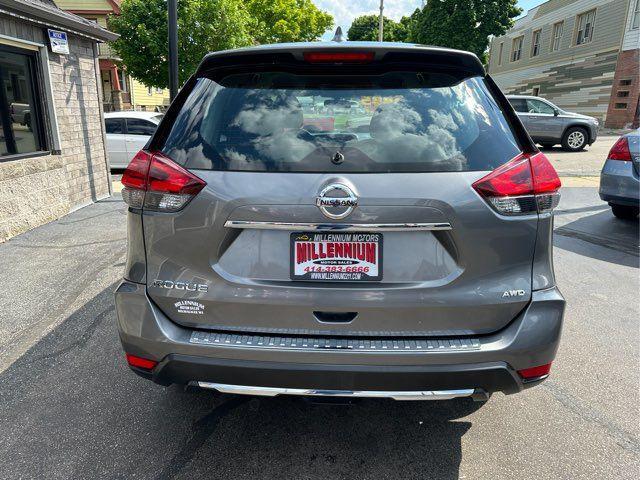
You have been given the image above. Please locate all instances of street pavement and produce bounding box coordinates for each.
[0,171,638,478]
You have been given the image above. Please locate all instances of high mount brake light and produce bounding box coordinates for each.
[472,152,561,215]
[608,137,632,161]
[304,52,375,63]
[121,151,206,212]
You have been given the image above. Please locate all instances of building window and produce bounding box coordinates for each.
[117,69,128,93]
[0,45,46,158]
[551,21,563,51]
[617,91,630,97]
[147,86,153,96]
[531,29,542,57]
[498,42,504,66]
[155,87,162,94]
[620,79,632,86]
[576,10,596,45]
[632,0,640,29]
[511,36,524,62]
[532,86,540,96]
[614,103,628,109]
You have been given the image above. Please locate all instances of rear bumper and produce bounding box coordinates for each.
[115,282,565,396]
[599,160,640,206]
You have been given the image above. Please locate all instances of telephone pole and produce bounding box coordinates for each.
[168,0,178,101]
[378,0,384,42]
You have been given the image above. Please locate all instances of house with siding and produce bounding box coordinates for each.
[487,0,639,128]
[55,0,171,113]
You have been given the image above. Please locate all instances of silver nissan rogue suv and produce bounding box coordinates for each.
[115,43,565,402]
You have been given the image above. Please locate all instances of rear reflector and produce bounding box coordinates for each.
[125,353,158,370]
[121,151,206,212]
[608,137,632,161]
[472,152,561,215]
[517,363,552,380]
[304,52,374,63]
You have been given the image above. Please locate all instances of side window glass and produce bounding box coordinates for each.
[509,99,528,113]
[127,119,157,136]
[105,118,124,134]
[527,100,555,115]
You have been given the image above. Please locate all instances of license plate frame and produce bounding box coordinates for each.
[290,232,383,282]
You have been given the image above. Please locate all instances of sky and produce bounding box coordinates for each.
[315,0,547,40]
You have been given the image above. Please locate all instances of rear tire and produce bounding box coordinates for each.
[561,127,587,151]
[610,204,639,220]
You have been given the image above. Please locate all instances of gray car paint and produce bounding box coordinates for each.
[599,130,640,206]
[507,95,599,146]
[115,42,565,394]
[143,171,536,337]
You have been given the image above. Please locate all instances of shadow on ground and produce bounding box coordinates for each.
[554,208,639,267]
[0,284,483,480]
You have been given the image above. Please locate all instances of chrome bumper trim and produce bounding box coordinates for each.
[196,382,475,401]
[224,220,452,232]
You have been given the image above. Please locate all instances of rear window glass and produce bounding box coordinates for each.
[161,71,520,173]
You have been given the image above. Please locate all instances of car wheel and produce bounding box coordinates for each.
[561,127,587,151]
[610,204,639,220]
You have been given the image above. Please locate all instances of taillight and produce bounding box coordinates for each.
[607,137,632,161]
[303,52,374,63]
[121,151,206,212]
[125,353,158,370]
[517,362,552,381]
[472,152,561,215]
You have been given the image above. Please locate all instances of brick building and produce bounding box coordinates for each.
[487,0,639,129]
[0,0,117,242]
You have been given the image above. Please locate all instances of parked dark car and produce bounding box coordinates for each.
[507,95,599,151]
[115,42,565,402]
[599,130,640,220]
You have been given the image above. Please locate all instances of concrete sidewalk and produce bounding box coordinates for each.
[0,195,127,372]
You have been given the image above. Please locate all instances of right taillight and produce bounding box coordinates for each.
[473,152,561,215]
[121,150,206,212]
[607,137,632,161]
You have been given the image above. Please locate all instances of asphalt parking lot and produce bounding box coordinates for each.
[0,138,638,479]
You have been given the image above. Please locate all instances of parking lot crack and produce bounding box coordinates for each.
[543,381,640,454]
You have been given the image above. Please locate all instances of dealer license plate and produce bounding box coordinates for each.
[290,232,383,282]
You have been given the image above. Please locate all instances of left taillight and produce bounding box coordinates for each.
[472,152,561,215]
[121,151,206,212]
[607,137,632,161]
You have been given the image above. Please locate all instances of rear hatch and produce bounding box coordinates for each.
[134,48,544,338]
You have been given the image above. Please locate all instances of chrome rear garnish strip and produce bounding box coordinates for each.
[224,221,452,232]
[196,382,475,401]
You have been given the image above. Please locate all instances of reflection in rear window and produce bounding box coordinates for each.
[161,71,520,173]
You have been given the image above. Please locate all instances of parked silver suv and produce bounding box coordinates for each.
[115,43,565,402]
[507,95,599,151]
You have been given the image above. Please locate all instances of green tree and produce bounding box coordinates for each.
[409,0,520,60]
[347,15,400,42]
[110,0,333,89]
[110,0,254,88]
[247,0,333,44]
[395,10,420,43]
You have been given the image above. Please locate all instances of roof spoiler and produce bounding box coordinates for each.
[196,44,485,78]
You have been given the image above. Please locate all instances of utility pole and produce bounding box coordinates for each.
[168,0,179,101]
[378,0,384,42]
